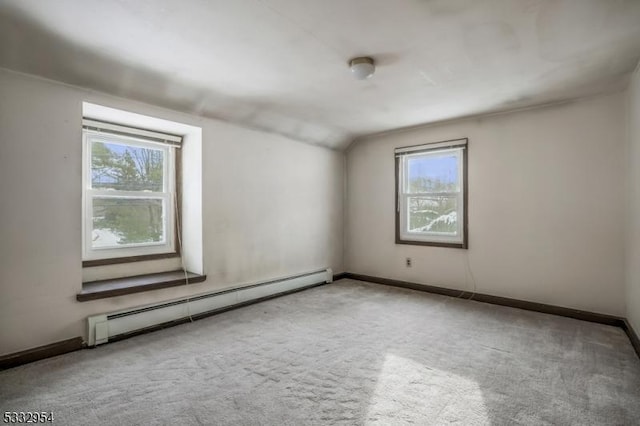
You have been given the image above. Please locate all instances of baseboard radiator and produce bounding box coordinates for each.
[87,268,332,346]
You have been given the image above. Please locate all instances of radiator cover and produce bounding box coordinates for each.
[87,268,332,346]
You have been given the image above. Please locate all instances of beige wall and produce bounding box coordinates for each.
[0,69,345,355]
[627,66,640,332]
[347,92,628,316]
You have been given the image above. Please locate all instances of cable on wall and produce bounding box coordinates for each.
[173,161,194,323]
[464,251,478,300]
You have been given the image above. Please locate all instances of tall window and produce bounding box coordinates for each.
[82,119,181,263]
[395,138,468,248]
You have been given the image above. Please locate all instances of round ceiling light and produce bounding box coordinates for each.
[349,57,375,80]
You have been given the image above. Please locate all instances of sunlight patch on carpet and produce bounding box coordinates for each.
[366,354,488,425]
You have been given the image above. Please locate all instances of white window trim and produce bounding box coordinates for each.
[396,139,468,248]
[82,127,177,261]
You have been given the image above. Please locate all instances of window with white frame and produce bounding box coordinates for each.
[82,119,182,263]
[395,138,468,248]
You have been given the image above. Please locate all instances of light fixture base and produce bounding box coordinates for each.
[349,57,375,80]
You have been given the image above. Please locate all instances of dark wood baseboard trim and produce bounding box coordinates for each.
[621,319,640,359]
[0,337,85,370]
[107,281,327,344]
[346,272,466,298]
[333,272,348,281]
[344,273,626,328]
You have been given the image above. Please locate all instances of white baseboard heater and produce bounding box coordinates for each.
[87,268,333,346]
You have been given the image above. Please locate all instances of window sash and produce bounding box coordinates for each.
[82,130,176,261]
[87,194,171,250]
[400,193,463,243]
[87,132,171,194]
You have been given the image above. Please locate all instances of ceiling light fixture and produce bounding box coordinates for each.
[349,57,375,80]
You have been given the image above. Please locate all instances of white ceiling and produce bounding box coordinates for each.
[1,0,639,150]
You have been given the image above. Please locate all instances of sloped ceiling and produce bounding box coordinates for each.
[1,0,639,150]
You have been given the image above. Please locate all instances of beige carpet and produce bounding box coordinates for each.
[1,279,639,425]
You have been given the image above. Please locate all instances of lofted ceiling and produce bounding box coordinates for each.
[1,0,639,150]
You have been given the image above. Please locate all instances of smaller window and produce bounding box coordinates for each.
[395,138,468,248]
[82,119,181,262]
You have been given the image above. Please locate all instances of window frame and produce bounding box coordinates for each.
[82,121,181,265]
[395,138,468,249]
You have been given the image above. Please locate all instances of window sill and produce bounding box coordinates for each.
[77,270,206,302]
[395,239,468,249]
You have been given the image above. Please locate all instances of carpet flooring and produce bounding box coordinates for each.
[1,279,639,425]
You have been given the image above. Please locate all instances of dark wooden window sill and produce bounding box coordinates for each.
[395,239,468,249]
[77,270,206,302]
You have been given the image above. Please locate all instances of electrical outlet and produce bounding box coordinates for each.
[406,257,412,267]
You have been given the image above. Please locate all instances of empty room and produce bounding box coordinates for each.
[1,0,640,424]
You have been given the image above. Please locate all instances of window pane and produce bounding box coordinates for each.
[407,151,459,193]
[408,196,458,234]
[91,140,164,191]
[92,197,165,248]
